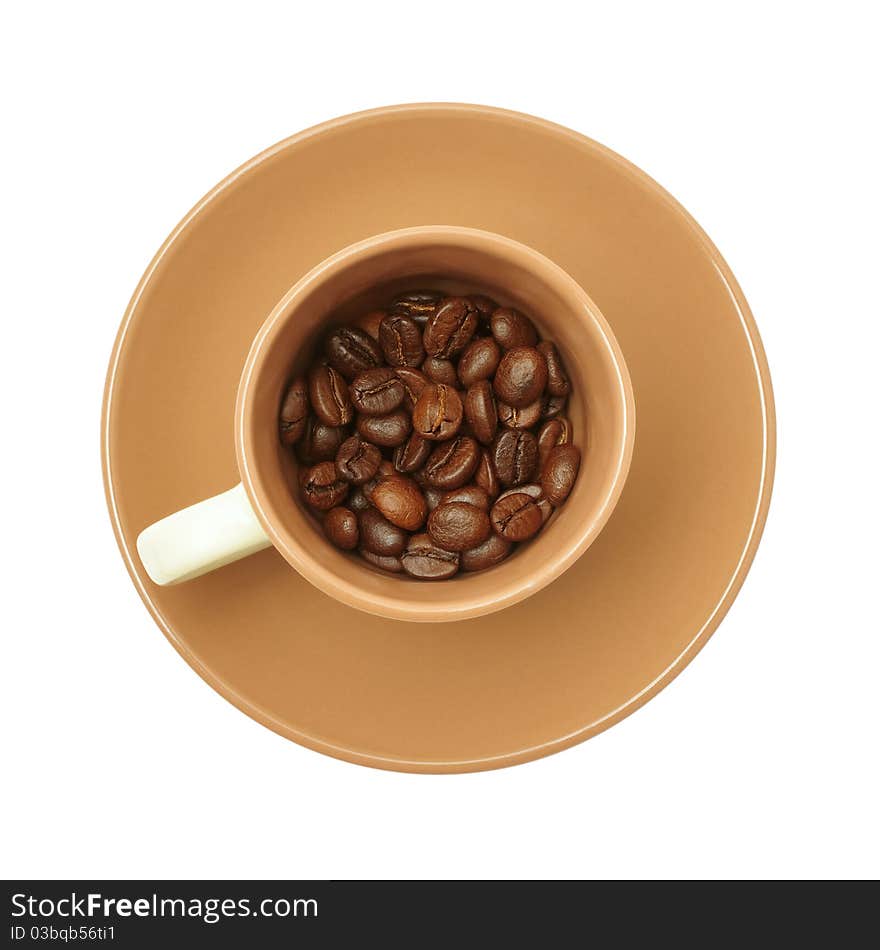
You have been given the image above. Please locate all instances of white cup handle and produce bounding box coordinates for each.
[136,483,272,585]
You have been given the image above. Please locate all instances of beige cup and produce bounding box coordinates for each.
[136,226,635,622]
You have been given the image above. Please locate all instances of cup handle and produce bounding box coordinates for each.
[135,483,272,585]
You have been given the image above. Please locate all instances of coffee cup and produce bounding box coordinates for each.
[136,226,635,621]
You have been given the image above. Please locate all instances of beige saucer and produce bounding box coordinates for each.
[102,104,775,772]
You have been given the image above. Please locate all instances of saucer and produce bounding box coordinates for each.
[102,104,775,773]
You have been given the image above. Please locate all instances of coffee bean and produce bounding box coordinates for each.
[303,461,349,511]
[541,445,581,505]
[424,297,479,358]
[360,549,404,573]
[325,326,383,380]
[424,435,481,490]
[461,533,512,572]
[490,492,543,541]
[537,340,570,397]
[468,294,498,320]
[360,460,397,505]
[379,313,425,368]
[401,533,459,579]
[323,506,359,550]
[463,379,498,445]
[490,307,538,349]
[537,417,572,469]
[350,367,405,415]
[541,394,567,419]
[422,356,459,387]
[390,289,444,325]
[494,346,548,408]
[412,383,463,441]
[279,376,310,445]
[358,507,407,557]
[497,396,543,431]
[308,364,353,426]
[475,449,500,499]
[335,435,381,484]
[457,336,501,387]
[393,431,431,473]
[348,487,370,511]
[492,430,538,487]
[427,502,491,552]
[371,473,427,531]
[354,309,386,341]
[440,485,490,510]
[496,483,552,524]
[296,416,349,463]
[357,408,412,447]
[394,367,430,410]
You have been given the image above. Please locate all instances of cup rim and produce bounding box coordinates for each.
[235,225,635,621]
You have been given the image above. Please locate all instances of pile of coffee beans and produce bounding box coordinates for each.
[279,290,581,579]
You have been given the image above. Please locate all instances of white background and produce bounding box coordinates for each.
[2,1,878,880]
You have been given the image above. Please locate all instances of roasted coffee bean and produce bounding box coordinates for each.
[390,289,444,325]
[440,485,490,510]
[354,309,386,341]
[360,549,404,573]
[361,461,395,504]
[423,297,479,358]
[323,506,359,550]
[494,346,548,408]
[401,533,459,580]
[464,380,498,445]
[422,356,459,387]
[423,486,444,512]
[490,492,543,541]
[356,408,412,447]
[324,326,383,380]
[538,340,571,397]
[335,435,381,484]
[475,449,500,499]
[303,461,349,511]
[492,430,538,487]
[427,502,491,552]
[496,483,552,524]
[497,397,543,431]
[461,533,512,572]
[490,307,538,349]
[394,366,430,410]
[541,394,567,419]
[393,431,431,473]
[348,486,370,511]
[297,416,349,463]
[358,507,407,557]
[350,367,405,415]
[371,473,427,531]
[279,376,310,444]
[541,445,581,505]
[424,435,481,490]
[458,336,501,387]
[412,383,463,441]
[468,294,498,320]
[379,313,425,368]
[308,364,353,426]
[537,417,573,468]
